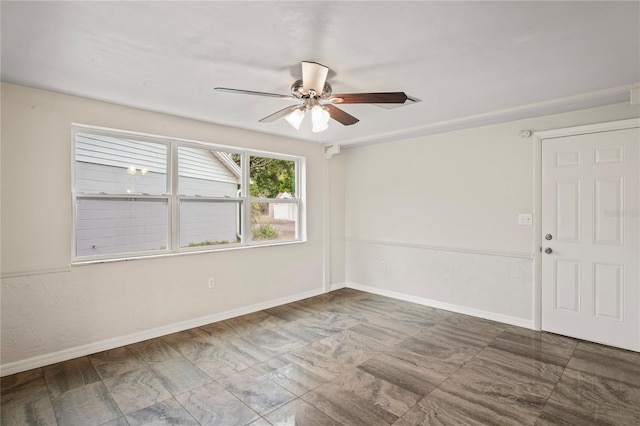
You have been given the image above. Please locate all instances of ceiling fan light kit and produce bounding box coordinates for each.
[284,107,305,130]
[215,61,414,133]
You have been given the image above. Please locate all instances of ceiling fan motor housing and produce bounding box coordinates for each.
[291,79,332,99]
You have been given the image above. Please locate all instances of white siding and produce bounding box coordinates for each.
[76,198,168,257]
[178,147,239,184]
[179,176,237,197]
[76,134,167,173]
[76,162,166,195]
[179,201,239,246]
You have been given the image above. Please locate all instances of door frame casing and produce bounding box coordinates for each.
[532,118,640,331]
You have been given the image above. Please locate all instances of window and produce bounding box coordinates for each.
[72,126,304,262]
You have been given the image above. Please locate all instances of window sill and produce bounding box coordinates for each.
[71,239,307,267]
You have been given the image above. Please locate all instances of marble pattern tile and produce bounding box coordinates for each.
[281,348,346,381]
[308,329,386,364]
[566,341,640,386]
[407,347,565,426]
[218,368,296,415]
[222,310,289,336]
[51,381,122,426]
[102,367,172,414]
[329,368,421,417]
[182,341,250,379]
[126,398,199,426]
[304,311,361,335]
[1,368,50,407]
[245,327,307,355]
[397,332,479,370]
[265,302,316,322]
[43,356,102,400]
[412,322,496,352]
[147,356,211,395]
[264,398,342,426]
[359,350,454,397]
[1,395,57,426]
[127,338,181,363]
[398,393,526,426]
[101,417,130,426]
[1,369,58,426]
[199,320,238,340]
[218,336,281,366]
[89,346,145,379]
[443,313,508,337]
[489,326,578,367]
[538,342,640,426]
[350,322,412,347]
[175,381,259,425]
[361,314,427,339]
[538,366,640,426]
[4,288,640,425]
[160,327,214,355]
[279,318,331,345]
[247,419,272,426]
[263,359,329,396]
[302,384,396,426]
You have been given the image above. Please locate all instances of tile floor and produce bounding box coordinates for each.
[2,288,640,425]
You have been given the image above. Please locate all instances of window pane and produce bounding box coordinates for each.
[75,133,167,195]
[76,198,168,257]
[178,147,241,197]
[180,200,241,248]
[249,156,296,198]
[251,202,297,242]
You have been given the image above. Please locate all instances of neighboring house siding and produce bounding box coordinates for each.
[76,134,167,173]
[179,201,238,247]
[76,162,166,195]
[178,147,238,185]
[75,134,240,257]
[76,198,168,256]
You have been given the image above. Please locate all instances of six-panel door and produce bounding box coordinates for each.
[541,127,639,351]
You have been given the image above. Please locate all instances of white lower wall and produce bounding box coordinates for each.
[346,239,533,327]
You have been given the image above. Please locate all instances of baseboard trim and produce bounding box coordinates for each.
[0,287,324,377]
[329,282,346,291]
[345,281,534,330]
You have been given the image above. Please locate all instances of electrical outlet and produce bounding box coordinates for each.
[208,277,215,289]
[380,260,387,271]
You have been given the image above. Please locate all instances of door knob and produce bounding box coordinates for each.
[545,234,553,240]
[544,247,553,254]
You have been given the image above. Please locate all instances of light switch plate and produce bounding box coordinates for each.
[518,213,533,225]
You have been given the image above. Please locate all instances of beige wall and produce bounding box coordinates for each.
[0,83,329,372]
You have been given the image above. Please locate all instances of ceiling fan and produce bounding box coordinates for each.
[215,61,414,132]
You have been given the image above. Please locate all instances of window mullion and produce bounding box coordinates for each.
[242,152,251,244]
[170,141,179,252]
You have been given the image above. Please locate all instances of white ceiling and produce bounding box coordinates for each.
[2,1,639,146]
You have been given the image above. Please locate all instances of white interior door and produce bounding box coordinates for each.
[541,126,639,351]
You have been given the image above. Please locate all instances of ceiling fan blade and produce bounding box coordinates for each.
[330,92,408,104]
[215,87,294,100]
[325,104,359,126]
[301,61,329,95]
[258,105,300,123]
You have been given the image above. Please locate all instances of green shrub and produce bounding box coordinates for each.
[252,223,280,240]
[186,239,238,247]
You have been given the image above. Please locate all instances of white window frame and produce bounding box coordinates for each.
[71,124,305,264]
